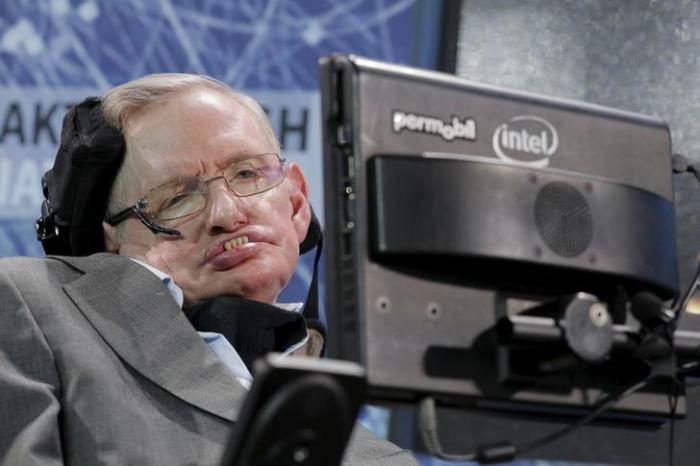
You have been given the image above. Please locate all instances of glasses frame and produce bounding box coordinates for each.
[104,152,286,237]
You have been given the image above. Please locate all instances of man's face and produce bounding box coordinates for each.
[104,88,310,306]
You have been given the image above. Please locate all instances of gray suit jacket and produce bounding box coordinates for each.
[0,253,416,466]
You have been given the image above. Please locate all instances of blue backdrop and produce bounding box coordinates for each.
[0,0,437,293]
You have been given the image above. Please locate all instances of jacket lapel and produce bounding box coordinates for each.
[57,253,245,422]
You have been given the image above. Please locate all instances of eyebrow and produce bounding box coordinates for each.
[153,152,272,188]
[218,152,250,168]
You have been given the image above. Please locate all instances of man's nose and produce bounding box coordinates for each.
[202,177,248,234]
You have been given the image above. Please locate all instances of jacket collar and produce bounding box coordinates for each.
[53,253,245,422]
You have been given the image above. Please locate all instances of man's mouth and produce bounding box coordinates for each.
[206,234,256,270]
[223,235,249,252]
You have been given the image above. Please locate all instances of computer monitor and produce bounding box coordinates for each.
[320,54,691,422]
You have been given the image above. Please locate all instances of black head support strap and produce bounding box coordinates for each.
[36,96,126,256]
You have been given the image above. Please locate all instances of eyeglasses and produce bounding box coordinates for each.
[105,152,286,236]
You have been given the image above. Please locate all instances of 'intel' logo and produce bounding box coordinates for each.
[492,116,559,167]
[393,111,476,142]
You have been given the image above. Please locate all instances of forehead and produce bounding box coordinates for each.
[125,89,274,190]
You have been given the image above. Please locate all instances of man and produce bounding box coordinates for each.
[0,74,417,465]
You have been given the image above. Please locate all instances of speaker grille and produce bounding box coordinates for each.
[534,182,593,258]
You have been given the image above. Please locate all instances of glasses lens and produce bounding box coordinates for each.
[143,177,206,221]
[224,153,284,196]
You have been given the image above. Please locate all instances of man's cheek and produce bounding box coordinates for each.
[160,244,198,265]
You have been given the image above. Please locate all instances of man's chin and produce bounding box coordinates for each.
[185,258,291,305]
[190,281,281,306]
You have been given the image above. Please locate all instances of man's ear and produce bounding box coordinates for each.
[102,221,121,253]
[285,163,312,245]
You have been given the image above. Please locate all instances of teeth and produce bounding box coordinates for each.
[224,235,249,252]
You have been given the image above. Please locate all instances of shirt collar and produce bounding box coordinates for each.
[128,258,184,308]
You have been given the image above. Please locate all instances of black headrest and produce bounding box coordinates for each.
[35,97,126,256]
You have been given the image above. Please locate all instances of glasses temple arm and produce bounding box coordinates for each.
[105,205,182,237]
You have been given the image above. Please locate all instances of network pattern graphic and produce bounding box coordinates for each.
[0,0,415,90]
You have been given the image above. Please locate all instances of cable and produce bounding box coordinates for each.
[667,380,680,466]
[516,376,651,455]
[674,260,700,321]
[417,397,476,462]
[418,375,652,464]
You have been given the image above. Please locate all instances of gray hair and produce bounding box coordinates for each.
[103,73,280,227]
